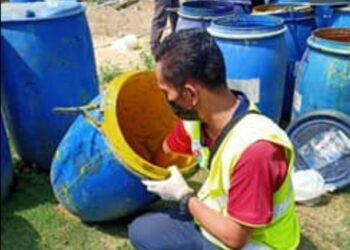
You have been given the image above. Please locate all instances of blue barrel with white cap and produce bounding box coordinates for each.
[253,4,316,123]
[208,15,288,122]
[1,2,98,170]
[176,1,236,31]
[292,28,350,120]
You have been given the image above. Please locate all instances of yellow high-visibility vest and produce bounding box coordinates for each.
[183,107,300,250]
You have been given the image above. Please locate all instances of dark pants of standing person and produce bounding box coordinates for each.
[150,0,179,55]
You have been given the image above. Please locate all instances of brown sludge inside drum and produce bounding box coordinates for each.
[315,28,350,43]
[116,73,195,169]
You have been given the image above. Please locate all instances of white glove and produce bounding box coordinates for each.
[142,165,193,201]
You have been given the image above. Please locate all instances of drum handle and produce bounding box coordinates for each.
[53,103,103,132]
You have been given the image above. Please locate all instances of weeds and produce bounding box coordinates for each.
[98,62,123,86]
[139,51,155,70]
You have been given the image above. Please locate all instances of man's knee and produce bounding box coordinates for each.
[128,215,150,249]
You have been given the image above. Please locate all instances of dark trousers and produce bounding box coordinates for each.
[150,0,180,54]
[128,209,218,250]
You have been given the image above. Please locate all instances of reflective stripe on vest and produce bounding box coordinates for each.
[201,185,293,221]
[183,121,210,169]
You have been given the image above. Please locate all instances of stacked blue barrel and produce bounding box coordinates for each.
[208,15,288,122]
[332,5,350,27]
[176,1,236,30]
[292,28,350,119]
[1,1,99,170]
[253,4,316,123]
[307,1,350,28]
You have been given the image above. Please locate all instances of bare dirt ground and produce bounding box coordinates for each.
[86,0,155,72]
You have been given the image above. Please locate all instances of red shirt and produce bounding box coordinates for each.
[166,121,288,227]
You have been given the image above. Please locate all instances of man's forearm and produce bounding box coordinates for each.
[188,197,251,249]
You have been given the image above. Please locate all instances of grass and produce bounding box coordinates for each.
[1,165,134,250]
[98,62,124,87]
[296,186,350,250]
[138,51,155,71]
[97,51,154,89]
[2,163,350,250]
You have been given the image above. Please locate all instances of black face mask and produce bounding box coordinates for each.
[168,100,200,121]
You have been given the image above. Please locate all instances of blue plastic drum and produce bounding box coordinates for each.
[292,28,350,120]
[208,15,287,122]
[1,2,98,170]
[332,5,350,27]
[287,110,350,189]
[253,4,316,123]
[176,1,235,31]
[51,71,197,221]
[309,1,350,28]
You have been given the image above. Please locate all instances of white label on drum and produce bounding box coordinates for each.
[227,78,260,103]
[293,90,302,112]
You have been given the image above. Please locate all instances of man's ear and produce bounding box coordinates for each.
[183,81,199,106]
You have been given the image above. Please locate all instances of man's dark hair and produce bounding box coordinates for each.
[154,29,227,91]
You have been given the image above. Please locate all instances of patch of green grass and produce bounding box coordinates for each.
[98,62,123,86]
[296,186,350,250]
[335,186,350,249]
[138,51,155,71]
[1,167,134,250]
[2,166,350,250]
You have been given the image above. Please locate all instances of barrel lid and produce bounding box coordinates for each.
[178,1,234,20]
[1,1,84,22]
[208,15,286,40]
[287,110,350,190]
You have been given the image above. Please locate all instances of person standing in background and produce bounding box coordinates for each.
[150,0,179,55]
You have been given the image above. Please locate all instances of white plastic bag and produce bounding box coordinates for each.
[111,35,140,52]
[292,169,335,205]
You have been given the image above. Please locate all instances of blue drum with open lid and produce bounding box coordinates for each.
[51,71,197,222]
[292,28,350,120]
[1,2,98,170]
[176,1,236,31]
[287,110,350,189]
[332,5,350,27]
[1,115,13,201]
[208,15,288,122]
[253,4,316,124]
